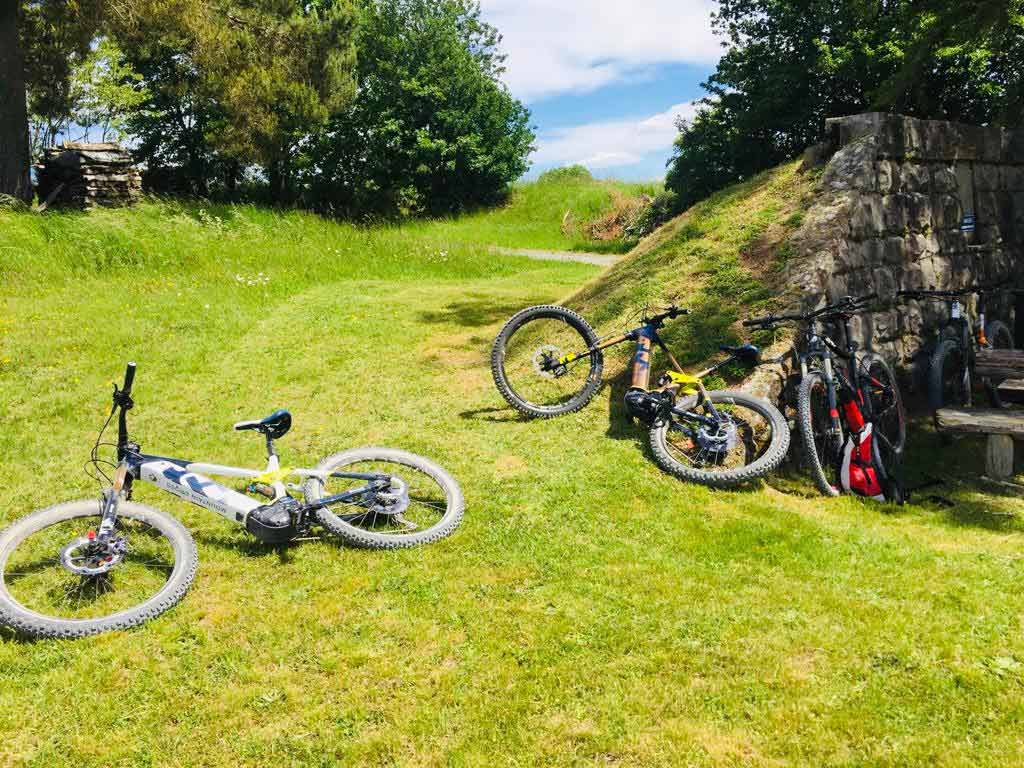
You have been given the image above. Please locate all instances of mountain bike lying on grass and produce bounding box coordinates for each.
[491,304,790,487]
[896,285,1016,411]
[744,294,906,501]
[0,363,464,639]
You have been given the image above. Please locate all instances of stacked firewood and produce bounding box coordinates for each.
[35,142,142,210]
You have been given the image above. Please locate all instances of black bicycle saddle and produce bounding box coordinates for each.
[720,344,761,364]
[234,409,292,439]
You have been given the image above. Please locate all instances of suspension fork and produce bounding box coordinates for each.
[97,463,130,543]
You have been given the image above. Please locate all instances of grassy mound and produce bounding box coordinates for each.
[406,165,660,254]
[566,160,816,372]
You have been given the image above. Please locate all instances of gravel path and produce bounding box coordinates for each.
[491,246,621,267]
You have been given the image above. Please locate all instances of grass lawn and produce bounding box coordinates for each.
[1,196,1023,767]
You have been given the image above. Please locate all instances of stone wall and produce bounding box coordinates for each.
[784,113,1024,387]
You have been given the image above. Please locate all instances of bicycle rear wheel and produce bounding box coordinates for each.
[0,500,197,639]
[305,448,463,549]
[648,390,790,487]
[491,305,603,418]
[861,353,906,455]
[984,320,1016,409]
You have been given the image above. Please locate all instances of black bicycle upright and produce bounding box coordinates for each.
[897,284,1016,410]
[745,294,906,500]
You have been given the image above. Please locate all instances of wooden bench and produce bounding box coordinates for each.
[975,349,1024,382]
[935,408,1024,480]
[997,378,1024,404]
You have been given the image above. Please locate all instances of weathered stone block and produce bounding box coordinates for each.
[875,160,896,193]
[1003,129,1024,163]
[906,232,940,260]
[904,193,933,232]
[930,164,958,193]
[976,191,1000,222]
[881,195,909,233]
[955,124,986,162]
[918,256,952,288]
[873,267,901,302]
[932,194,963,230]
[1003,166,1024,191]
[980,126,1004,163]
[850,196,885,238]
[975,164,1001,191]
[882,236,907,264]
[900,162,930,191]
[872,309,901,341]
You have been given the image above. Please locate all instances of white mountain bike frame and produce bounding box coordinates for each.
[97,364,398,546]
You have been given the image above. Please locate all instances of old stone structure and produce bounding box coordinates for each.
[35,142,142,210]
[784,112,1024,385]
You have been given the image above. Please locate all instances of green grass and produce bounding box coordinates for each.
[1,187,1024,767]
[405,173,660,254]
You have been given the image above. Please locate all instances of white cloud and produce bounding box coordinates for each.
[479,0,720,101]
[532,101,699,171]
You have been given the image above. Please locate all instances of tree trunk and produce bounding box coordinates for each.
[0,0,33,203]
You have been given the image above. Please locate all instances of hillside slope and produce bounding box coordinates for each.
[564,161,816,373]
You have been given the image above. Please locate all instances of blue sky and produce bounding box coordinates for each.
[478,0,722,181]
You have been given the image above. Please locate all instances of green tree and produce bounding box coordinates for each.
[303,0,534,217]
[110,0,357,202]
[68,38,149,144]
[666,0,1024,211]
[1,0,103,201]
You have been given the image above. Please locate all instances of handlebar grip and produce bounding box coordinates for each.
[123,362,137,396]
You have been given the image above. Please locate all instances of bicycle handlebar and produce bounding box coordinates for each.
[122,362,137,397]
[643,305,690,325]
[743,294,878,329]
[898,282,1016,300]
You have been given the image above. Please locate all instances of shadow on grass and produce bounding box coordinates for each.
[459,406,525,423]
[418,296,551,328]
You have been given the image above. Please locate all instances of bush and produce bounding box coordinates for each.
[537,165,593,185]
[623,190,680,241]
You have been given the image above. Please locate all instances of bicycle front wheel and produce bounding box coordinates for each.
[0,500,197,639]
[796,371,844,497]
[491,305,603,418]
[929,339,970,410]
[305,448,464,549]
[649,390,790,487]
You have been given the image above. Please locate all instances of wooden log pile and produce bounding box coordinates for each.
[35,142,142,210]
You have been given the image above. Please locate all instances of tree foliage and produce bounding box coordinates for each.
[666,0,1024,210]
[108,0,357,200]
[302,0,534,217]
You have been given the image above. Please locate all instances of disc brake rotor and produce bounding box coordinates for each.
[696,418,739,456]
[60,536,127,576]
[366,476,410,516]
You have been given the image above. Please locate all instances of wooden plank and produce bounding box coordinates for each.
[935,407,1024,436]
[987,434,1015,479]
[975,349,1024,381]
[998,379,1024,393]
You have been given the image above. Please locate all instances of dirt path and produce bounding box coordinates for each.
[491,246,621,267]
